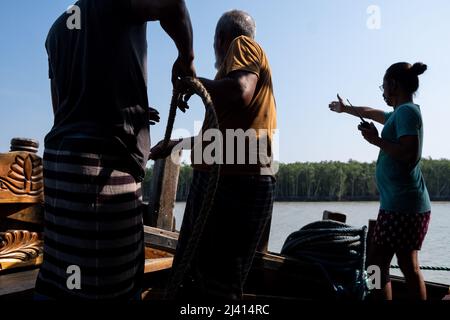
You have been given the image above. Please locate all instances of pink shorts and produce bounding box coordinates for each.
[372,209,431,252]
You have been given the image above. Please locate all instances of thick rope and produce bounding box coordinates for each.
[281,220,368,299]
[161,77,221,299]
[150,89,183,219]
[390,265,450,272]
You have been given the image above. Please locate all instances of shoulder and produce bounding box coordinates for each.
[233,35,260,46]
[384,111,394,122]
[397,103,421,113]
[394,104,423,131]
[396,104,422,120]
[230,36,263,56]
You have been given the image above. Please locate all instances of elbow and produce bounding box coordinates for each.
[398,147,418,167]
[240,90,253,107]
[404,153,418,167]
[225,80,249,107]
[231,88,252,108]
[235,82,253,107]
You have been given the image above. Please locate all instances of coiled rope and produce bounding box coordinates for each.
[161,77,221,299]
[281,220,368,299]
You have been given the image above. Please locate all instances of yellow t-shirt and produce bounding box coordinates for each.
[192,35,277,176]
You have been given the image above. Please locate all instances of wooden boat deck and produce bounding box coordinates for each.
[1,227,448,301]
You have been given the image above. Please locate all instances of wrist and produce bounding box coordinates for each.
[342,105,350,114]
[374,136,383,147]
[178,52,194,64]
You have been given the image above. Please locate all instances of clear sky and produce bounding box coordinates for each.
[1,0,449,164]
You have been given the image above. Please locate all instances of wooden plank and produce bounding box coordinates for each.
[0,258,174,299]
[146,151,182,231]
[0,255,42,271]
[144,226,179,240]
[0,269,38,297]
[5,204,43,225]
[157,150,182,231]
[144,226,179,252]
[144,257,173,273]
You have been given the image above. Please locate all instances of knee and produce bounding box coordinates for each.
[397,257,421,277]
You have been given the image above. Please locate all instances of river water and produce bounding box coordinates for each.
[174,201,450,285]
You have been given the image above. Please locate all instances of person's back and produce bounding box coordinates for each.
[36,0,195,300]
[46,0,149,180]
[151,10,277,300]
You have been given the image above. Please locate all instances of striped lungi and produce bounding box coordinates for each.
[35,137,144,300]
[173,170,275,300]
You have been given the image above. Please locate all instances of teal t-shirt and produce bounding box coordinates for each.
[376,103,431,213]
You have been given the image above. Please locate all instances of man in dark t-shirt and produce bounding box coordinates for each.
[35,0,195,300]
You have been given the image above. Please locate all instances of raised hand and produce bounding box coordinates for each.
[329,94,347,113]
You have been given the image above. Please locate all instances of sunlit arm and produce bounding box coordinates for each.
[130,0,194,62]
[198,70,258,110]
[343,105,386,125]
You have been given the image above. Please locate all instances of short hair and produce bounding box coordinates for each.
[216,10,256,41]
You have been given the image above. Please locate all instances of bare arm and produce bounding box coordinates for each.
[130,0,195,84]
[149,71,258,160]
[149,136,196,160]
[360,124,420,166]
[130,0,188,23]
[376,135,419,165]
[329,95,386,124]
[342,105,386,124]
[198,71,258,110]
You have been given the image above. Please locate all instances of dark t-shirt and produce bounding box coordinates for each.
[45,0,150,181]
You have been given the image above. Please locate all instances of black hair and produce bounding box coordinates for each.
[385,62,428,95]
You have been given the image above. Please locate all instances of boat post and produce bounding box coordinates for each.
[145,150,182,232]
[322,210,347,223]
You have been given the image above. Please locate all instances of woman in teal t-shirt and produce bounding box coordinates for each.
[329,62,431,300]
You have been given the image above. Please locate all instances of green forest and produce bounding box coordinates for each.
[143,159,450,202]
